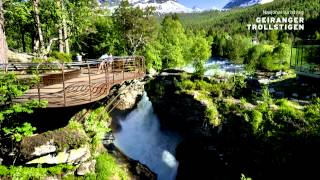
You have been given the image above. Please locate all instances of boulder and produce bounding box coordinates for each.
[292,93,299,98]
[20,126,89,163]
[76,160,96,176]
[26,145,91,165]
[8,50,33,63]
[116,80,144,111]
[31,140,57,157]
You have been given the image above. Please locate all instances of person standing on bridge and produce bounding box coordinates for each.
[98,53,113,72]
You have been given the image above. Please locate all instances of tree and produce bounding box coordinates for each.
[112,0,157,55]
[158,15,188,68]
[189,33,212,76]
[0,0,8,64]
[144,40,163,71]
[32,0,45,55]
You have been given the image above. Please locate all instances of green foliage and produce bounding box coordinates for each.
[70,106,111,151]
[95,153,128,180]
[250,110,263,134]
[50,51,72,63]
[0,164,75,180]
[144,40,163,71]
[179,0,320,39]
[3,122,36,142]
[112,0,157,55]
[0,73,47,142]
[0,73,28,104]
[77,15,121,58]
[305,98,320,123]
[158,15,189,69]
[241,173,252,180]
[189,33,212,76]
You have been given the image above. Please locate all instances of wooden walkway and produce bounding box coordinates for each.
[3,56,145,107]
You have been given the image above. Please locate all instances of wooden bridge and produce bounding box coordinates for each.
[1,56,145,107]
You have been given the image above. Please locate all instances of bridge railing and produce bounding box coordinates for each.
[1,56,145,107]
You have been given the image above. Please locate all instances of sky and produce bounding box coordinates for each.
[178,0,229,9]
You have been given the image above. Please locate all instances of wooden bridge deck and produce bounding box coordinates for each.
[3,56,145,108]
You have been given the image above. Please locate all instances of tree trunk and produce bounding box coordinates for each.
[59,28,64,52]
[33,0,45,55]
[21,27,26,52]
[62,1,69,54]
[0,0,8,64]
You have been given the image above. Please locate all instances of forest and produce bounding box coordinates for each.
[2,0,320,72]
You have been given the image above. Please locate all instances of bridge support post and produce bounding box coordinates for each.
[104,62,108,90]
[37,84,41,103]
[87,63,92,102]
[112,61,115,84]
[122,58,125,81]
[62,64,67,106]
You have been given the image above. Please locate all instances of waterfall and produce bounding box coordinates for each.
[114,92,182,180]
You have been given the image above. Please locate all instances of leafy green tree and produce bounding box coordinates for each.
[158,15,188,68]
[144,40,163,71]
[76,15,121,58]
[189,33,212,76]
[0,73,46,142]
[112,0,157,55]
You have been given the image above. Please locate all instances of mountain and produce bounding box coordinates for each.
[133,1,192,14]
[102,0,193,14]
[223,0,273,9]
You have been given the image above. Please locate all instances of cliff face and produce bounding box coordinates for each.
[145,74,238,180]
[145,74,211,136]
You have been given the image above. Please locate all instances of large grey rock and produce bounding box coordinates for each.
[116,81,145,110]
[26,146,91,165]
[76,160,96,176]
[8,50,33,63]
[31,140,57,157]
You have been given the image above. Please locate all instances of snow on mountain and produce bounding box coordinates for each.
[224,0,273,9]
[104,0,193,14]
[192,6,203,13]
[133,1,192,14]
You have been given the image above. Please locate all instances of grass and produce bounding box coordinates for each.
[95,153,129,180]
[0,164,75,180]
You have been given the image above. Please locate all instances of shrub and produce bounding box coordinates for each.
[251,110,263,134]
[179,79,195,90]
[50,51,72,63]
[0,164,75,180]
[95,153,128,180]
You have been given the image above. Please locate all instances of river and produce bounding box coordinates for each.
[183,57,244,76]
[113,92,182,180]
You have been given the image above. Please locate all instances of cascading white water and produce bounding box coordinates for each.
[114,92,182,180]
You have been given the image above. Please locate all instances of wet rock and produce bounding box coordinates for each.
[116,80,145,111]
[269,88,276,93]
[105,143,157,180]
[76,160,96,176]
[275,91,285,98]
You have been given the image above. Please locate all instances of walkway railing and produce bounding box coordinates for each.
[1,56,146,107]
